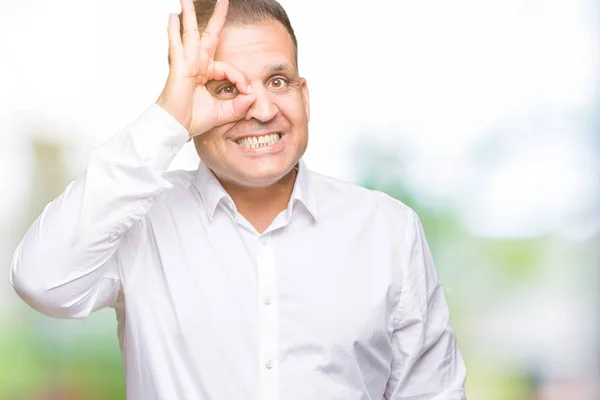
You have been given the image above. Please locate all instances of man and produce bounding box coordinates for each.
[9,0,467,398]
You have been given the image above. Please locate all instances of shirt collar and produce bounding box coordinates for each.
[287,159,319,221]
[194,162,233,222]
[194,160,319,223]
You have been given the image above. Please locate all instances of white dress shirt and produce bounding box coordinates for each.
[10,104,466,400]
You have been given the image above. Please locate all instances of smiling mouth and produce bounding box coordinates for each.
[236,133,282,149]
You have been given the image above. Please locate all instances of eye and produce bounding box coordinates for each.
[268,77,289,90]
[216,84,239,97]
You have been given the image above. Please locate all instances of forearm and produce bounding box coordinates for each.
[9,104,189,318]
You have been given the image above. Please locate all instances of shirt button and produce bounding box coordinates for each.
[263,296,272,305]
[108,232,121,243]
[259,236,268,245]
[265,360,274,369]
[170,145,181,155]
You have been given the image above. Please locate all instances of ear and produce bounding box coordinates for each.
[300,77,310,122]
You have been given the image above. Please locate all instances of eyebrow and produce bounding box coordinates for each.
[263,63,297,76]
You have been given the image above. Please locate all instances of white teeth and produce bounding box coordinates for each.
[236,133,281,148]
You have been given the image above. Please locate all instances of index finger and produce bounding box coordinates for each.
[212,61,252,95]
[204,0,229,37]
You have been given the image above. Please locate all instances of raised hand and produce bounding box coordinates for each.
[156,0,254,137]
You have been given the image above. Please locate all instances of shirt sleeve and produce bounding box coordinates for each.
[384,211,467,399]
[9,103,189,319]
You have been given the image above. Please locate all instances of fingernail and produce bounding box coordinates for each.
[246,84,252,94]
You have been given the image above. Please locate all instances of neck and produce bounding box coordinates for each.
[219,167,298,234]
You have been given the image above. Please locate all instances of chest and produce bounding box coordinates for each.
[122,205,398,370]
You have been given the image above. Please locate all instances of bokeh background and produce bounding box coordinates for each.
[1,0,598,399]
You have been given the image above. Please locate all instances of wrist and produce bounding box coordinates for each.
[155,100,190,133]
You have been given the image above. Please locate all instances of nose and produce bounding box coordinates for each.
[245,85,278,123]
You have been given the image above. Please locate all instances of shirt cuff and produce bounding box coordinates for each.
[129,103,191,175]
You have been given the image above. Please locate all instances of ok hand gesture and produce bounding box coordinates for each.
[156,0,254,137]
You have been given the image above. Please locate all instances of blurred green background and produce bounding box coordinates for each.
[0,0,598,399]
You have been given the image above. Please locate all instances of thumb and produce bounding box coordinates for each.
[215,90,256,126]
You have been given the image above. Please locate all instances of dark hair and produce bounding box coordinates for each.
[182,0,298,62]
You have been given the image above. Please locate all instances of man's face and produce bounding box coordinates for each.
[193,20,310,188]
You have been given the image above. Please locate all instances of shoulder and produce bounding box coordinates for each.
[165,169,196,186]
[309,170,418,227]
[163,169,197,191]
[150,169,200,209]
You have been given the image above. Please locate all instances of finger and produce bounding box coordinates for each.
[212,61,252,95]
[204,0,229,37]
[167,14,184,65]
[197,0,228,67]
[180,0,200,50]
[216,93,256,126]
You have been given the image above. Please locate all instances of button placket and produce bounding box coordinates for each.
[256,235,279,399]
